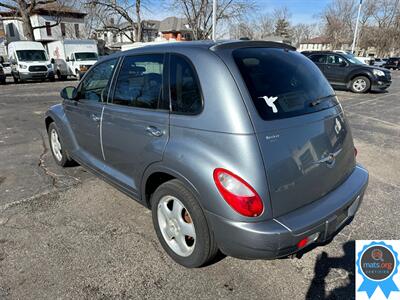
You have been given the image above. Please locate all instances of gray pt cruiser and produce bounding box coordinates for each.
[45,41,369,268]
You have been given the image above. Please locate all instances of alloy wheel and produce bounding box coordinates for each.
[157,195,196,257]
[353,78,367,92]
[50,129,63,161]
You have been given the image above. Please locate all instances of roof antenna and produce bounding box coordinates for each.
[212,0,217,41]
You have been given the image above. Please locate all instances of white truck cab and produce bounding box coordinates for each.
[8,41,54,83]
[47,40,98,80]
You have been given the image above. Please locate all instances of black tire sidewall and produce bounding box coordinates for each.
[351,76,370,93]
[151,180,215,268]
[48,123,68,167]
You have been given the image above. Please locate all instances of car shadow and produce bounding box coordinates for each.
[306,241,355,300]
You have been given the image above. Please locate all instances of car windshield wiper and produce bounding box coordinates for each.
[309,95,336,107]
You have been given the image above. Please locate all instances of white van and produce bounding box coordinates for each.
[8,41,54,83]
[47,40,98,80]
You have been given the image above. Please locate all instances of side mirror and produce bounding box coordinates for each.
[340,61,347,67]
[60,86,78,100]
[50,58,55,64]
[0,56,4,63]
[66,57,70,62]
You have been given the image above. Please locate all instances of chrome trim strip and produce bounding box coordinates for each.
[273,219,292,232]
[100,106,106,161]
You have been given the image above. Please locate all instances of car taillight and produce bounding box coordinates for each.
[354,147,358,157]
[213,168,263,217]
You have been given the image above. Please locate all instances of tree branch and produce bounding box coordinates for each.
[0,1,18,10]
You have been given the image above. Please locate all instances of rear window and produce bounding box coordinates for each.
[233,48,337,120]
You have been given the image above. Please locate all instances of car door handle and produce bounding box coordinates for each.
[146,126,163,137]
[91,114,100,122]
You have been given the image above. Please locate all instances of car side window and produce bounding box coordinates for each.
[79,58,118,102]
[310,55,326,64]
[112,54,164,109]
[170,54,202,114]
[327,55,345,65]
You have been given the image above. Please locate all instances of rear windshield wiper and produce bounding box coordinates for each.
[309,95,336,107]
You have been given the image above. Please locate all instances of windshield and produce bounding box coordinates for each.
[16,50,47,61]
[233,48,337,120]
[75,52,98,61]
[342,53,364,65]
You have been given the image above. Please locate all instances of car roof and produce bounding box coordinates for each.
[302,51,341,55]
[104,40,296,60]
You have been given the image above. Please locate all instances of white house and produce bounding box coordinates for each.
[298,36,351,52]
[95,19,160,50]
[0,3,86,44]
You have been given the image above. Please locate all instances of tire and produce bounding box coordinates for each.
[350,76,370,93]
[151,179,219,268]
[47,122,73,167]
[57,71,67,81]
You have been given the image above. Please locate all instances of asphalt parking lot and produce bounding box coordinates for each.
[0,73,399,300]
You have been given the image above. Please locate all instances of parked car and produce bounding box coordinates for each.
[47,39,99,80]
[304,51,391,93]
[355,56,375,65]
[373,58,387,67]
[45,41,369,268]
[383,57,400,70]
[0,64,6,84]
[1,61,12,76]
[8,41,55,83]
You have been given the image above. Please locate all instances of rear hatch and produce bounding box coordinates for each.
[232,48,356,217]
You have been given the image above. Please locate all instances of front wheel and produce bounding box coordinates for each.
[48,123,73,167]
[151,179,219,268]
[350,76,370,93]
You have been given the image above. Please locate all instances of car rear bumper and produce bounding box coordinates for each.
[206,164,369,259]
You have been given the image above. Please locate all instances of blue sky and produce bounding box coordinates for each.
[255,0,330,24]
[142,0,331,25]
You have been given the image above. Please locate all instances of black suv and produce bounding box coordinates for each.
[384,57,400,70]
[303,51,391,93]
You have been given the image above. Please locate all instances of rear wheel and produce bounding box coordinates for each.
[151,179,218,268]
[350,76,370,93]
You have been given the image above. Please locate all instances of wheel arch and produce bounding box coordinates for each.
[44,105,78,157]
[347,70,373,85]
[45,115,54,131]
[141,164,200,209]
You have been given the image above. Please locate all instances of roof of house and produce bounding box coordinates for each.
[301,36,331,44]
[159,17,190,33]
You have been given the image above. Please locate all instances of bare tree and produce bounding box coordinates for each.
[0,0,67,40]
[171,0,254,40]
[292,23,317,47]
[321,0,400,55]
[86,0,145,42]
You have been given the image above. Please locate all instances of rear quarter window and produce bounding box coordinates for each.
[233,48,337,120]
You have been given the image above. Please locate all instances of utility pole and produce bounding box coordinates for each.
[212,0,217,40]
[351,0,363,54]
